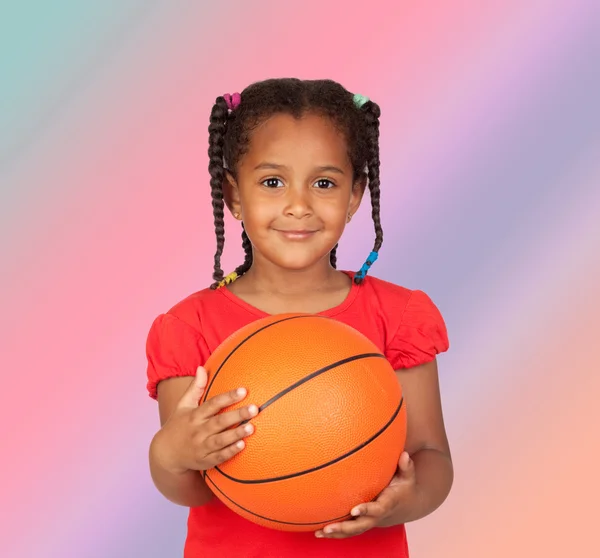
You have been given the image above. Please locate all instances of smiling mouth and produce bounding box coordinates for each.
[275,229,318,239]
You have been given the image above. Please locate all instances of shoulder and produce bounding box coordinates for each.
[163,286,224,332]
[357,274,450,369]
[145,287,224,371]
[145,287,223,399]
[359,274,443,320]
[358,274,434,320]
[359,274,413,305]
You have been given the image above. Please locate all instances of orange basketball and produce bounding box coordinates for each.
[201,313,407,532]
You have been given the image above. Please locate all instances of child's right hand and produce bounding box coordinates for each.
[152,366,258,474]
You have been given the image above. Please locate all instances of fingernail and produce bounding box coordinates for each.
[315,532,323,538]
[324,527,333,534]
[236,440,245,449]
[237,388,247,397]
[351,507,360,516]
[244,424,253,434]
[248,405,258,416]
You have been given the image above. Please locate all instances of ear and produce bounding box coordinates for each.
[348,173,367,220]
[223,170,242,220]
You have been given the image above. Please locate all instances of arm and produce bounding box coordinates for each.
[148,368,257,508]
[149,377,214,507]
[379,358,453,526]
[315,358,453,538]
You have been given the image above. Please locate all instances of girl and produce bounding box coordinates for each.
[146,78,453,557]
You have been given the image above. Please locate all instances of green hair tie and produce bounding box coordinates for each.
[353,93,370,108]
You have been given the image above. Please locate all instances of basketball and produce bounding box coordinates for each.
[201,313,407,532]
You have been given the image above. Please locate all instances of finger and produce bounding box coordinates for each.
[316,517,377,539]
[351,482,402,518]
[197,387,252,419]
[205,422,254,453]
[350,500,388,519]
[177,366,208,409]
[203,438,247,467]
[203,404,259,434]
[398,451,416,478]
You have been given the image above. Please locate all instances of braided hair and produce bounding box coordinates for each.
[207,78,382,289]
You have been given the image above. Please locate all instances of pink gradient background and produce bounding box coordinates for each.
[1,1,599,556]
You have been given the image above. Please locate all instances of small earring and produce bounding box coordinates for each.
[233,212,241,219]
[347,214,353,223]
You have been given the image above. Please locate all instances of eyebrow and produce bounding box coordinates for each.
[254,162,346,175]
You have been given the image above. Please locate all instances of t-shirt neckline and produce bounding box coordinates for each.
[217,270,360,318]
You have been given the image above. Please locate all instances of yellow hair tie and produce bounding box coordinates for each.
[217,271,238,288]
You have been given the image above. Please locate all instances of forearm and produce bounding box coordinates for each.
[381,448,453,527]
[149,433,214,508]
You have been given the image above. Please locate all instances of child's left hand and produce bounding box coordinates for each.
[315,451,418,539]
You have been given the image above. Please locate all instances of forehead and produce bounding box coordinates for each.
[240,112,350,168]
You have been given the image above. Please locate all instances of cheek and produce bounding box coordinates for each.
[240,195,275,227]
[321,196,350,223]
[247,203,271,217]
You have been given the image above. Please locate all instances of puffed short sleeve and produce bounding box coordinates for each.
[145,313,211,399]
[386,290,450,370]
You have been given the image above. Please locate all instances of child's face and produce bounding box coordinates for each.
[226,112,365,273]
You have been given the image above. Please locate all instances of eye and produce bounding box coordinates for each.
[314,178,335,189]
[261,177,284,188]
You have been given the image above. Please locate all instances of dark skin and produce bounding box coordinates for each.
[149,112,453,538]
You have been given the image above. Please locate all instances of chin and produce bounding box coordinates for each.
[274,258,319,271]
[268,251,331,271]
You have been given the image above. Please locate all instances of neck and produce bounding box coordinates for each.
[241,259,342,297]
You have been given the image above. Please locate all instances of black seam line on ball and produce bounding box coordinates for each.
[238,352,385,427]
[204,472,352,526]
[201,314,316,404]
[216,395,404,485]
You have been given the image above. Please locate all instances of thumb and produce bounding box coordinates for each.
[178,366,208,409]
[398,451,415,477]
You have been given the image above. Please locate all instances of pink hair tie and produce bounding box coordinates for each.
[223,92,241,111]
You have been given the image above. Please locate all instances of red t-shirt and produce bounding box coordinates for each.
[146,272,449,557]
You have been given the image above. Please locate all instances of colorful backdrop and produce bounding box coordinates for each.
[1,1,599,557]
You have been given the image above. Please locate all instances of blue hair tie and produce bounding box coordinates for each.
[355,251,379,280]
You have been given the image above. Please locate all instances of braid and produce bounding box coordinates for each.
[233,226,253,276]
[355,100,383,284]
[208,97,229,289]
[330,245,338,268]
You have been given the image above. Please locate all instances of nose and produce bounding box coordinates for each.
[284,185,312,218]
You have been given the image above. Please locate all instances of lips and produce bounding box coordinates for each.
[275,229,318,239]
